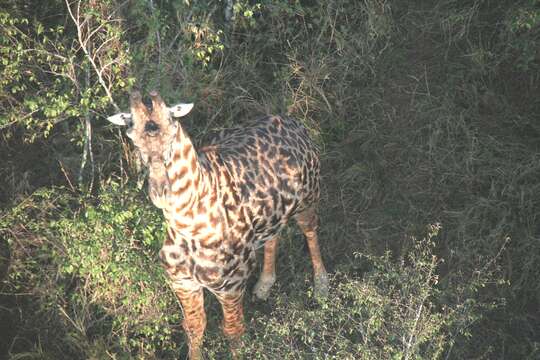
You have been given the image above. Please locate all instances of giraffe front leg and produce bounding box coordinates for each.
[216,291,246,359]
[174,285,206,360]
[253,236,279,300]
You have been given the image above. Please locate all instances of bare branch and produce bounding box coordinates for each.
[93,33,119,58]
[65,0,120,112]
[148,0,162,87]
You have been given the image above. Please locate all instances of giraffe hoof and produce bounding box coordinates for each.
[253,276,275,300]
[314,272,329,298]
[229,337,245,359]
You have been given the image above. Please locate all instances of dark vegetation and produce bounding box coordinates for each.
[1,0,539,358]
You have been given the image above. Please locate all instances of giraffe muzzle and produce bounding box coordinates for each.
[148,177,170,209]
[148,160,171,209]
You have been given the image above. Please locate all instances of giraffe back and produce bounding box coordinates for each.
[161,115,321,293]
[202,115,320,248]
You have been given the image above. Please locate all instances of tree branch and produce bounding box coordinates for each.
[65,0,120,112]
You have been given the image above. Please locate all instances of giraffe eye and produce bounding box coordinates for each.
[145,120,160,135]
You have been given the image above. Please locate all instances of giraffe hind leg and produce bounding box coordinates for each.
[253,236,279,300]
[295,206,329,298]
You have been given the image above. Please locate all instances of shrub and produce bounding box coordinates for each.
[1,184,182,358]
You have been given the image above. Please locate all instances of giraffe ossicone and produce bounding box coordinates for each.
[107,91,329,359]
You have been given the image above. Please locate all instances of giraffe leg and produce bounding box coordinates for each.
[174,285,206,360]
[253,236,279,300]
[216,291,246,358]
[295,206,329,298]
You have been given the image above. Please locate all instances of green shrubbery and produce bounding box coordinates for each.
[1,0,539,359]
[235,224,465,360]
[0,189,479,359]
[1,184,183,358]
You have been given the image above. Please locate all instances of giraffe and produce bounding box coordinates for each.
[107,91,329,359]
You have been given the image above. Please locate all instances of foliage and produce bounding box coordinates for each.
[1,0,539,359]
[0,185,181,358]
[0,1,131,140]
[230,224,474,360]
[503,0,540,71]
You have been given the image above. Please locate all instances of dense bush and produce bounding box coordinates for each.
[0,185,183,358]
[1,0,539,359]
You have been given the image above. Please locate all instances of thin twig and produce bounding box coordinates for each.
[58,160,76,192]
[148,0,162,87]
[0,110,39,130]
[65,0,121,112]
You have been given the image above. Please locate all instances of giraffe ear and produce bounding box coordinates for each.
[107,112,132,126]
[168,103,194,118]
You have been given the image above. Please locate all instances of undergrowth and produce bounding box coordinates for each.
[1,0,539,359]
[1,185,182,358]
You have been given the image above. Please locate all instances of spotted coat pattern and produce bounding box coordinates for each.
[107,92,328,359]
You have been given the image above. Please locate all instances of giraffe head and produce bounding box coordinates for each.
[107,91,193,208]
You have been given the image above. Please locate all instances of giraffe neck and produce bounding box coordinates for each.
[165,124,208,215]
